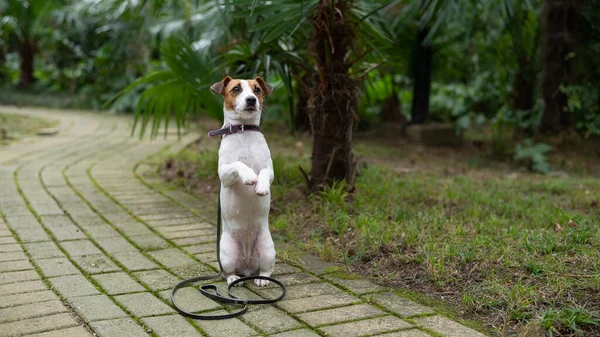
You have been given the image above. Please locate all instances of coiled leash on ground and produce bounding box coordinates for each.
[170,190,286,320]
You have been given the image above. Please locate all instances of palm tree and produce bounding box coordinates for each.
[117,0,394,193]
[0,0,66,88]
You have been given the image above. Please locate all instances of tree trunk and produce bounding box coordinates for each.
[307,0,358,192]
[18,40,36,89]
[381,89,404,123]
[294,73,312,131]
[410,27,432,124]
[513,57,535,112]
[539,0,581,133]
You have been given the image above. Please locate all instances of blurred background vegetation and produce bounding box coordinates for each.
[1,0,598,163]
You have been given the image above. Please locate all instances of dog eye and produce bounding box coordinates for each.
[254,87,261,93]
[232,86,240,93]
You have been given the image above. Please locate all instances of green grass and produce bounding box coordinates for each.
[161,129,600,336]
[0,111,59,145]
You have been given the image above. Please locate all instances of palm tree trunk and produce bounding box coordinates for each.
[18,40,36,89]
[307,0,358,192]
[411,27,432,124]
[539,0,581,133]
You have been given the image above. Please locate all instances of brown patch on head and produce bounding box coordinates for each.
[211,76,273,110]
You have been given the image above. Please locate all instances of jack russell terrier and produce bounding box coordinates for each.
[209,76,275,287]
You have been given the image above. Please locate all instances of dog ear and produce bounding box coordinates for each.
[210,76,232,95]
[254,77,273,95]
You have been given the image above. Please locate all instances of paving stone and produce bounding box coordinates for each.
[241,306,303,334]
[277,293,361,314]
[29,326,93,337]
[41,214,86,238]
[90,318,148,337]
[0,290,58,309]
[148,248,196,268]
[24,242,63,259]
[0,270,39,284]
[182,243,215,255]
[84,225,121,238]
[297,303,385,326]
[273,263,302,276]
[1,203,32,217]
[163,229,215,240]
[0,280,47,295]
[12,226,51,242]
[0,260,33,272]
[270,273,321,287]
[36,257,80,277]
[142,212,196,222]
[294,253,337,275]
[92,272,146,295]
[271,329,321,337]
[95,237,137,253]
[61,240,102,256]
[49,274,100,298]
[170,263,216,279]
[69,294,128,322]
[374,330,433,337]
[194,312,257,337]
[324,275,386,294]
[0,244,22,253]
[0,300,67,323]
[159,287,221,313]
[319,315,412,337]
[112,251,158,271]
[414,315,488,337]
[71,254,120,274]
[0,312,78,336]
[129,234,170,251]
[114,292,174,317]
[142,315,203,337]
[371,293,435,317]
[194,252,217,262]
[42,215,86,241]
[99,212,135,225]
[0,237,17,245]
[133,270,179,291]
[256,282,342,301]
[172,235,215,246]
[30,202,64,215]
[4,215,40,228]
[117,223,153,236]
[69,212,106,227]
[0,251,27,262]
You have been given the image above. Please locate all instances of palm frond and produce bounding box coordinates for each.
[112,35,223,139]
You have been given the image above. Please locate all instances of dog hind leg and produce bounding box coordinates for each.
[220,232,243,286]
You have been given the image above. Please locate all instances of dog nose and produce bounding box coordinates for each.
[246,96,257,105]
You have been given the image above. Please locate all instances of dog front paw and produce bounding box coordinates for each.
[255,182,270,196]
[238,167,258,186]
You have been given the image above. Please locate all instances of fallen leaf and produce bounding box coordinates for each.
[568,220,577,227]
[592,200,598,208]
[555,223,563,232]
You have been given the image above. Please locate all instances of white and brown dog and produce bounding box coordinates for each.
[209,76,275,287]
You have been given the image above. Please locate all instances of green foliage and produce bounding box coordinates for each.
[541,306,600,337]
[514,139,552,173]
[562,85,600,138]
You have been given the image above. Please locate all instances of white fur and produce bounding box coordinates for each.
[218,80,275,287]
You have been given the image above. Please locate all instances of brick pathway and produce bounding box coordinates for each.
[0,106,489,337]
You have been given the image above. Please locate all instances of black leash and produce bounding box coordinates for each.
[170,190,286,320]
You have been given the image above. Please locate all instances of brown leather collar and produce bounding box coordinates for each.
[207,124,261,137]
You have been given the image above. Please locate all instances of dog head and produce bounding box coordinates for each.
[210,76,273,124]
